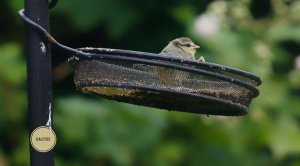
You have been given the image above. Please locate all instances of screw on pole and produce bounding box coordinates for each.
[25,0,54,165]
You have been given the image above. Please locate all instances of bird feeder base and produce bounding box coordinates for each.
[73,50,261,116]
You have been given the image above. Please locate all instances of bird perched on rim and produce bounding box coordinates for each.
[156,37,205,85]
[161,37,201,60]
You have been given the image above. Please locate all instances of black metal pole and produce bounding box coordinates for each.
[25,0,54,165]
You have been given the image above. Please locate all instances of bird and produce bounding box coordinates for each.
[155,37,204,86]
[161,37,200,60]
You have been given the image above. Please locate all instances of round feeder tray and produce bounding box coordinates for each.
[71,48,261,116]
[18,9,262,116]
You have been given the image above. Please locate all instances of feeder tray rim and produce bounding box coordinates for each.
[78,47,262,86]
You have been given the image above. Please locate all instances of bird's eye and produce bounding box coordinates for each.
[185,44,191,47]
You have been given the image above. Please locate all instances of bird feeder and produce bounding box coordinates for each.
[18,7,261,117]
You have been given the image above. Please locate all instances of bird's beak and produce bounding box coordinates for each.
[193,45,200,49]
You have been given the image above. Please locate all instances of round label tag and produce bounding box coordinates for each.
[30,126,56,152]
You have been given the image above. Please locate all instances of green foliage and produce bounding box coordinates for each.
[55,97,167,165]
[54,0,141,39]
[1,0,300,165]
[0,43,28,165]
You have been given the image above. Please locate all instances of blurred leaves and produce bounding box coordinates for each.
[0,43,27,165]
[268,115,300,160]
[54,0,140,39]
[55,97,167,165]
[289,69,300,87]
[0,43,26,84]
[0,43,26,122]
[170,5,196,25]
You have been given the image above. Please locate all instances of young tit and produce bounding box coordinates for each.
[161,37,200,60]
[156,37,203,85]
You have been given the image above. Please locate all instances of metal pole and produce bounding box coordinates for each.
[25,0,54,165]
